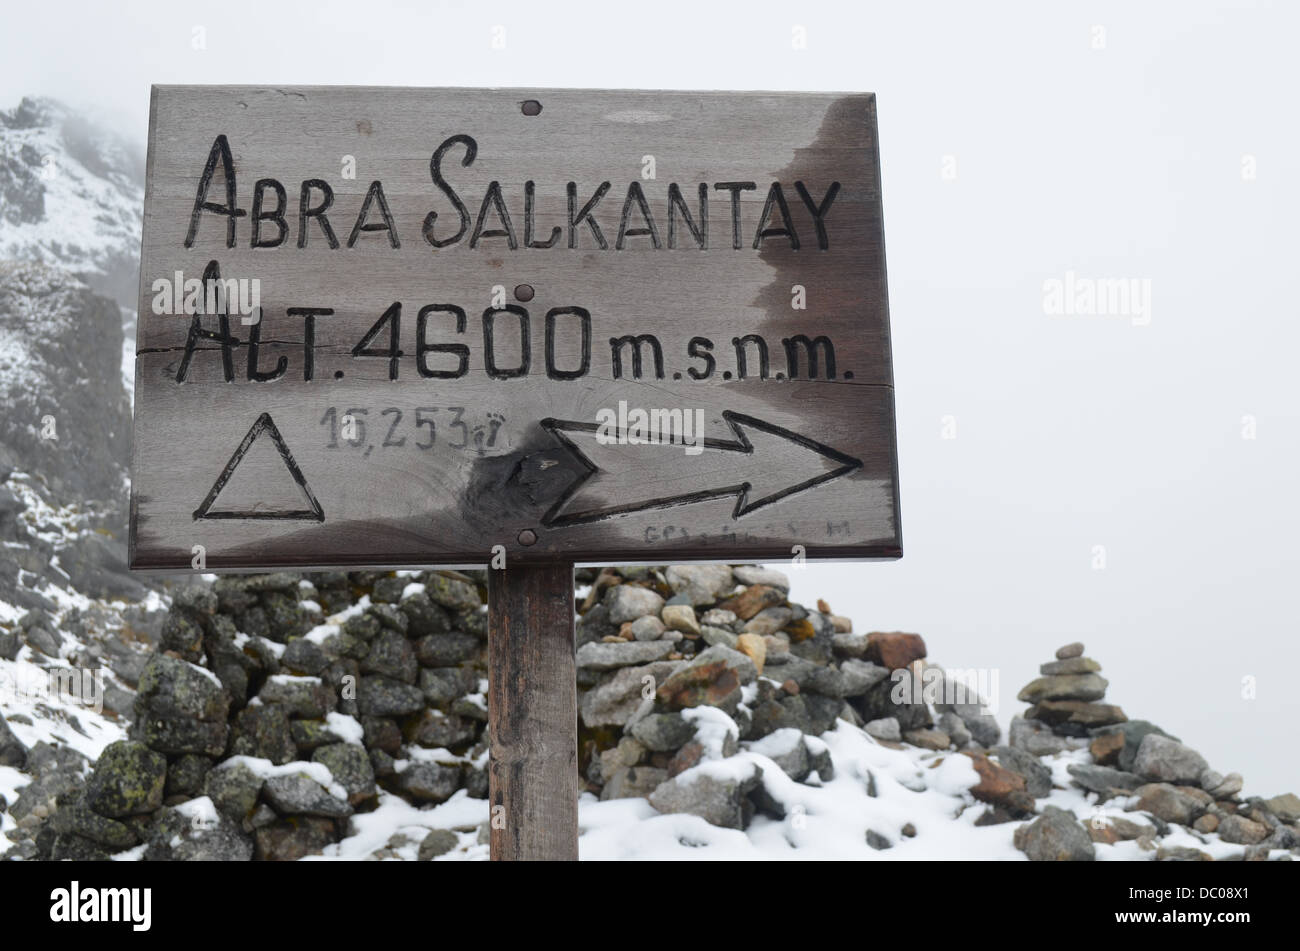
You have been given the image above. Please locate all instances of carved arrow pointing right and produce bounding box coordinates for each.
[539,410,863,528]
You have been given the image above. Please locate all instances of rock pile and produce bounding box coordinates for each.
[1014,641,1126,739]
[1009,642,1299,861]
[3,572,1298,862]
[2,569,491,861]
[575,564,999,827]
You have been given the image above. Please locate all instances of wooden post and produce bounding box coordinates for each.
[487,562,579,860]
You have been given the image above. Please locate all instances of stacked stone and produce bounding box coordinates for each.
[1007,642,1300,861]
[10,570,1296,862]
[1014,641,1126,738]
[574,564,1003,832]
[2,568,492,861]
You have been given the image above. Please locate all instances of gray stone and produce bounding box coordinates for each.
[1040,656,1101,676]
[747,729,811,781]
[418,666,478,706]
[938,711,972,748]
[22,625,62,657]
[165,754,213,798]
[354,630,415,684]
[229,704,296,764]
[629,615,667,641]
[648,762,761,829]
[1009,717,1074,756]
[357,675,425,717]
[254,816,336,860]
[576,639,675,670]
[413,632,480,667]
[1055,642,1085,660]
[731,565,790,591]
[831,632,869,658]
[396,762,461,803]
[1206,771,1244,799]
[400,591,452,637]
[263,772,353,818]
[699,625,738,649]
[422,572,482,612]
[700,608,738,628]
[406,709,477,749]
[600,766,669,801]
[839,659,890,697]
[418,828,459,860]
[630,713,698,752]
[1066,763,1143,794]
[1016,672,1108,703]
[604,584,666,623]
[135,653,230,722]
[152,809,255,861]
[312,743,377,805]
[259,675,336,718]
[742,607,793,637]
[366,602,410,636]
[83,741,166,818]
[866,830,892,850]
[0,713,27,768]
[664,565,734,605]
[51,799,138,850]
[1133,734,1208,785]
[864,717,901,742]
[204,761,264,820]
[1101,720,1178,773]
[579,661,684,727]
[1264,792,1300,823]
[1013,806,1095,861]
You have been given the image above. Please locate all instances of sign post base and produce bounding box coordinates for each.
[487,561,579,861]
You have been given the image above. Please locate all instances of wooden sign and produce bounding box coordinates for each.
[129,87,900,571]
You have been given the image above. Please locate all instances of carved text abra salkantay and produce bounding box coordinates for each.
[184,135,842,253]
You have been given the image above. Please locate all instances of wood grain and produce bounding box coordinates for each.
[487,562,577,861]
[129,87,901,570]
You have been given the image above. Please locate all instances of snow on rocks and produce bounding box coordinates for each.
[5,565,1300,862]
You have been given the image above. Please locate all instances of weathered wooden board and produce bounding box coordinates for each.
[129,86,900,570]
[487,563,577,860]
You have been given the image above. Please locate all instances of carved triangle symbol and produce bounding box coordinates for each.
[193,412,324,521]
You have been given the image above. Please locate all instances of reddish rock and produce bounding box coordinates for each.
[666,741,704,777]
[865,632,927,671]
[963,751,1035,814]
[655,661,740,710]
[1090,732,1125,766]
[716,585,785,620]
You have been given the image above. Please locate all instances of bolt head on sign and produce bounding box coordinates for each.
[128,86,901,571]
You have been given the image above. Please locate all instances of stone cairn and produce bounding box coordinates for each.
[2,569,1298,861]
[1010,642,1300,861]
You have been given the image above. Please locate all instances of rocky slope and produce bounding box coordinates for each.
[0,97,143,310]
